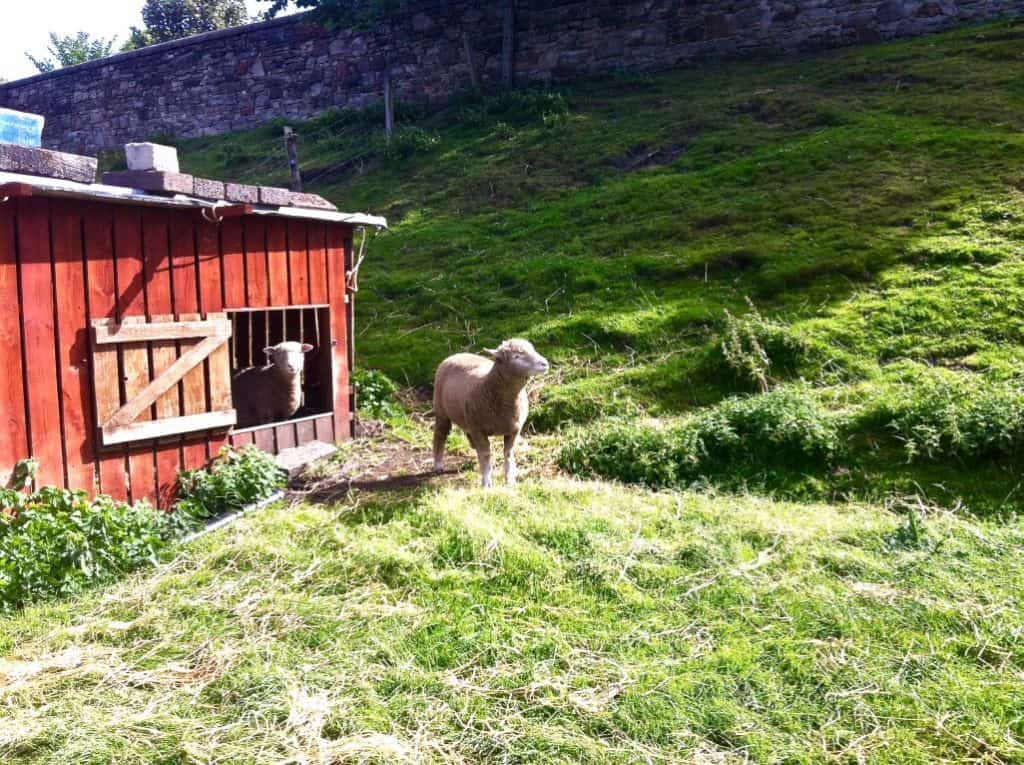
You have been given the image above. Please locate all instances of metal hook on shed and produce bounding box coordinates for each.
[201,204,225,224]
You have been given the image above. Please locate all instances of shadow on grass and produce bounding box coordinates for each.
[301,467,465,502]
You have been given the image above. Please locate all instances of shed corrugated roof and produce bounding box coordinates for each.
[0,171,388,229]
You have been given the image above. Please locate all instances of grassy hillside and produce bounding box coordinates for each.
[169,19,1024,513]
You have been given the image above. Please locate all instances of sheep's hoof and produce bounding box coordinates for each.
[432,460,444,473]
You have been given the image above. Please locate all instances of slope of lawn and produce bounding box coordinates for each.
[9,20,1021,764]
[160,18,1024,513]
[2,476,1023,763]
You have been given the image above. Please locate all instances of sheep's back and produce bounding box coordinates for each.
[434,353,491,424]
[231,366,272,428]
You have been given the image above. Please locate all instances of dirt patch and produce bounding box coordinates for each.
[289,422,475,504]
[610,143,686,172]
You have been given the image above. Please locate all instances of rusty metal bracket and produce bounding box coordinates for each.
[0,182,34,203]
[199,203,253,224]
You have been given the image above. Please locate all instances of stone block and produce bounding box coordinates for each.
[125,142,180,172]
[275,440,337,477]
[102,170,194,194]
[289,192,337,211]
[193,177,226,200]
[0,108,44,147]
[259,185,294,206]
[0,144,97,183]
[225,182,259,203]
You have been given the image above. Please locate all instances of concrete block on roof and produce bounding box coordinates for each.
[259,185,293,206]
[0,143,97,183]
[0,108,45,148]
[193,177,226,200]
[289,192,338,211]
[225,182,259,203]
[102,170,194,194]
[125,142,180,172]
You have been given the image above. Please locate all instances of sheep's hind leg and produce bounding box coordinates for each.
[503,432,519,487]
[433,414,452,472]
[468,431,493,488]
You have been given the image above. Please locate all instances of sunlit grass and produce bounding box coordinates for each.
[2,477,1022,763]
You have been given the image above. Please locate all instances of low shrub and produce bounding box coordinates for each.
[863,372,1024,462]
[352,368,403,420]
[456,89,570,128]
[718,301,819,391]
[175,447,287,527]
[0,447,286,611]
[374,126,440,159]
[560,386,841,489]
[0,460,177,610]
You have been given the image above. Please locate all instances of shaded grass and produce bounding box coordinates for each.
[2,479,1023,763]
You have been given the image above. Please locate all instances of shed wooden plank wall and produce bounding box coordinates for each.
[0,197,353,507]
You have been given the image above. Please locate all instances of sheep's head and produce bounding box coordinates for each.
[264,341,314,376]
[485,338,549,377]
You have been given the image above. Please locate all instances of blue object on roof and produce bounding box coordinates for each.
[0,108,44,147]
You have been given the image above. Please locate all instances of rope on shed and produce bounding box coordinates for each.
[346,225,369,293]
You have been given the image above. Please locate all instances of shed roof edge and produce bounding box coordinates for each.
[0,171,388,229]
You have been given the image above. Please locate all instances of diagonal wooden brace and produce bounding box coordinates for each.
[103,333,228,431]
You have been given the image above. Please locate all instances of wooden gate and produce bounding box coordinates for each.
[91,313,235,447]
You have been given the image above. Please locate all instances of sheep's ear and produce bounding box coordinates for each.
[263,347,274,357]
[482,347,499,357]
[301,344,314,353]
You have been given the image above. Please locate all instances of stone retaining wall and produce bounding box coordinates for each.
[1,0,1020,153]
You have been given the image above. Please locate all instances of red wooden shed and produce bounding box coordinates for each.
[0,168,385,508]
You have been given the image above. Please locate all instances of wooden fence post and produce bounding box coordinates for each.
[462,31,481,94]
[384,70,395,143]
[501,0,515,87]
[284,127,302,192]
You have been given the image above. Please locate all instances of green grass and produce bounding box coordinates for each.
[166,19,1024,512]
[2,480,1023,763]
[6,20,1024,764]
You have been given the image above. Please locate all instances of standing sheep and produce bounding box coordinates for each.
[231,341,314,428]
[433,338,549,488]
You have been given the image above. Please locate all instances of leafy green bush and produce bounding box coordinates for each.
[559,386,841,488]
[315,100,426,131]
[719,301,817,391]
[175,447,286,526]
[863,372,1024,462]
[0,461,177,610]
[352,368,403,420]
[0,447,286,610]
[374,126,440,159]
[456,89,570,128]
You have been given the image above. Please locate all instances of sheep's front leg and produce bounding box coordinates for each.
[504,432,519,487]
[469,431,493,488]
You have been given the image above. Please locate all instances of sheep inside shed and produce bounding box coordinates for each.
[231,341,314,427]
[433,338,549,488]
